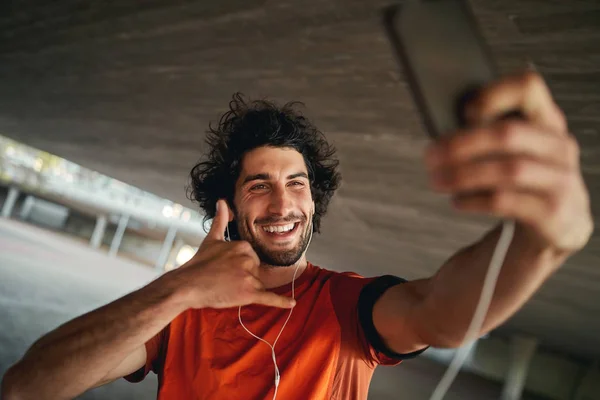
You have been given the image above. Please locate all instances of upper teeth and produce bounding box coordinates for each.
[263,223,295,233]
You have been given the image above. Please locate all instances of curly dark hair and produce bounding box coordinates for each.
[187,93,342,234]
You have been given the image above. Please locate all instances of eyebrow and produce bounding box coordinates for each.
[242,172,308,185]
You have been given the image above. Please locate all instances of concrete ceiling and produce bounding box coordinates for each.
[1,0,599,360]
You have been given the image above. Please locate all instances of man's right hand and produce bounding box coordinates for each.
[173,199,296,310]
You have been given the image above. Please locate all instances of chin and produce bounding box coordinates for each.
[258,251,303,267]
[253,243,303,267]
[243,222,310,267]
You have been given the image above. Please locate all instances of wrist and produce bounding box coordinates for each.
[512,222,571,271]
[159,267,210,310]
[151,270,193,312]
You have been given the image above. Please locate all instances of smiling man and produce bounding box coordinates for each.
[233,148,314,268]
[2,73,593,400]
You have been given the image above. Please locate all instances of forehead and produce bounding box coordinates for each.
[239,146,307,178]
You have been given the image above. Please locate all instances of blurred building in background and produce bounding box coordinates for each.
[0,134,203,271]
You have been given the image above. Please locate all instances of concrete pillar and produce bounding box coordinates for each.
[90,215,107,249]
[168,237,186,267]
[108,214,129,257]
[155,225,178,271]
[1,186,19,218]
[501,335,538,400]
[19,195,35,220]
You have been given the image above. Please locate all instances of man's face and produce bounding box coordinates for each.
[233,146,314,267]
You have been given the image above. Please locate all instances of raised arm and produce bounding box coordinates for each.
[371,72,593,353]
[0,273,188,400]
[1,200,295,400]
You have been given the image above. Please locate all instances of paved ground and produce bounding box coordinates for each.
[0,218,510,399]
[0,218,159,399]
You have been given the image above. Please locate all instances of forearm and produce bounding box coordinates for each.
[2,271,188,400]
[420,222,569,347]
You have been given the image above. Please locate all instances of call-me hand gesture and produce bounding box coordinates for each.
[172,199,296,309]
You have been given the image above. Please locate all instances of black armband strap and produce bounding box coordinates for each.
[358,275,428,360]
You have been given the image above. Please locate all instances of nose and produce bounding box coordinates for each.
[267,185,294,217]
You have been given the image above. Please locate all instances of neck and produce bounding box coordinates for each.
[258,256,308,289]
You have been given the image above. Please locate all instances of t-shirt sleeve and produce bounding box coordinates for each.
[330,273,427,367]
[123,325,169,383]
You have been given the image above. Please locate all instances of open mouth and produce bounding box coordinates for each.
[260,222,300,239]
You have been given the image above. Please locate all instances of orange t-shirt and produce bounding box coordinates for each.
[125,263,422,399]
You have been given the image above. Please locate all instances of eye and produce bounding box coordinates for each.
[250,183,268,191]
[289,181,305,187]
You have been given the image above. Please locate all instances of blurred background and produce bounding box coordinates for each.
[0,0,599,399]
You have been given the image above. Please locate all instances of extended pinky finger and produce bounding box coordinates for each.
[253,291,296,309]
[451,190,552,226]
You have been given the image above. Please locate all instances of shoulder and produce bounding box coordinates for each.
[297,263,368,294]
[304,264,409,318]
[313,265,398,296]
[312,265,371,285]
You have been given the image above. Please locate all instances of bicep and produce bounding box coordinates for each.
[93,345,146,388]
[371,278,432,354]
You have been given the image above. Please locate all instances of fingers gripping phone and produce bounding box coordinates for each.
[382,0,498,138]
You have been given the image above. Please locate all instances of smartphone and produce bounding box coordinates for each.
[382,0,499,138]
[225,221,241,241]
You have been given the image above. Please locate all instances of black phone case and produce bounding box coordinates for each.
[381,1,499,138]
[225,221,241,241]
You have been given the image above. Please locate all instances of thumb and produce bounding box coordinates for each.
[205,199,230,242]
[464,71,567,134]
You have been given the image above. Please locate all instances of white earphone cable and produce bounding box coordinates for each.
[238,262,300,400]
[428,219,515,400]
[235,217,314,400]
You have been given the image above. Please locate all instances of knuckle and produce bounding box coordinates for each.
[240,256,256,269]
[235,241,253,254]
[564,135,581,163]
[472,90,494,114]
[490,191,510,212]
[553,106,568,132]
[446,135,467,159]
[243,274,258,288]
[546,195,561,215]
[446,170,458,187]
[451,166,468,187]
[554,172,574,195]
[241,251,259,266]
[242,289,257,302]
[504,160,527,182]
[231,266,247,279]
[522,71,545,92]
[496,122,520,147]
